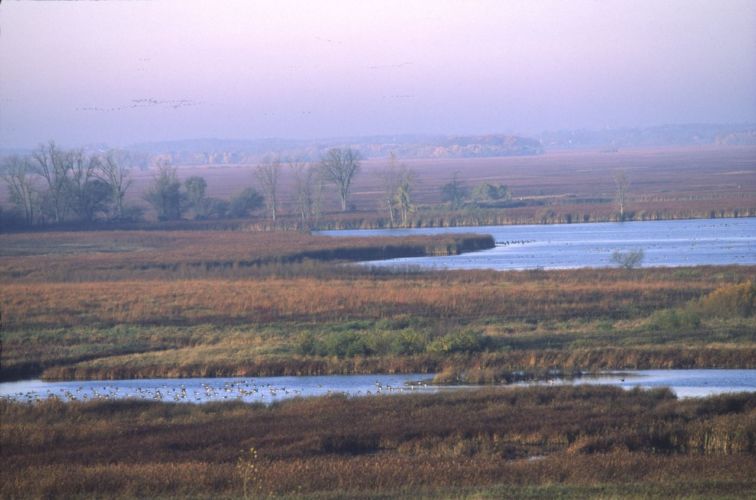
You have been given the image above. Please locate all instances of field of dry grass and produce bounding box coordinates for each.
[1,228,753,381]
[0,230,492,282]
[1,223,754,498]
[103,146,756,227]
[2,386,754,498]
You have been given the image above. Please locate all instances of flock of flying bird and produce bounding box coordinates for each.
[75,98,203,113]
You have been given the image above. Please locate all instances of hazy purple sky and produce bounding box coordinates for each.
[1,0,755,148]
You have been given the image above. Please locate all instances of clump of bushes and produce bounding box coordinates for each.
[611,249,645,269]
[696,281,754,318]
[648,308,701,332]
[427,329,492,354]
[646,281,753,333]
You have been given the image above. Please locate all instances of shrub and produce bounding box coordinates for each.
[323,331,372,358]
[296,331,319,356]
[389,329,429,355]
[696,281,755,318]
[611,249,645,269]
[648,308,701,332]
[428,329,491,354]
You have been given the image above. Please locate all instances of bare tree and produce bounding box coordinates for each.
[1,155,37,224]
[394,168,415,227]
[380,153,416,227]
[97,151,133,220]
[309,165,325,225]
[289,159,321,229]
[256,157,281,222]
[614,170,629,220]
[379,152,401,226]
[320,148,361,212]
[611,249,644,269]
[69,149,109,221]
[31,141,73,223]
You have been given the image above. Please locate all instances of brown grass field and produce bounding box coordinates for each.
[1,185,754,498]
[0,230,492,282]
[110,145,756,226]
[2,386,754,498]
[1,229,753,381]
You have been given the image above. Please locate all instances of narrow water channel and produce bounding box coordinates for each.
[2,370,754,404]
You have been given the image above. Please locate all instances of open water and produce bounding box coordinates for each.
[319,218,755,270]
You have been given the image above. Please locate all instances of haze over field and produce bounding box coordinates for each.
[1,0,755,149]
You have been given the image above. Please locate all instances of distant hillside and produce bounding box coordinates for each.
[538,123,756,150]
[4,124,754,166]
[126,134,544,165]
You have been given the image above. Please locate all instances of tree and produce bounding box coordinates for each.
[320,148,361,212]
[380,152,402,226]
[379,152,415,227]
[473,183,511,203]
[289,159,321,229]
[394,169,415,227]
[379,153,416,227]
[144,163,183,220]
[229,187,264,218]
[31,141,74,223]
[614,170,629,220]
[1,155,38,225]
[184,176,208,218]
[611,249,644,269]
[201,197,230,219]
[97,151,133,220]
[255,158,281,221]
[68,150,110,222]
[441,172,469,209]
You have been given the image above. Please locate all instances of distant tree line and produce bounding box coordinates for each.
[1,141,141,226]
[2,141,630,230]
[0,143,368,229]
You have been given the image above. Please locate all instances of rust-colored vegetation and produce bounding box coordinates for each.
[2,387,754,498]
[0,230,492,282]
[108,146,756,229]
[1,228,753,381]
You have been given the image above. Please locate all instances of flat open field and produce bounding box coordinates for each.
[0,230,492,282]
[1,229,753,381]
[2,387,754,498]
[1,229,754,499]
[114,146,756,225]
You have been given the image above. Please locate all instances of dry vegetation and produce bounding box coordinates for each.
[105,146,756,228]
[2,387,754,498]
[0,230,492,282]
[1,229,753,381]
[1,222,754,498]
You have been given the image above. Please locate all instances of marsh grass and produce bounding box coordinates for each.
[1,387,754,498]
[3,268,754,381]
[1,229,753,381]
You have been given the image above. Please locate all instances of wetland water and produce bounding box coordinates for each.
[2,370,754,404]
[319,218,756,270]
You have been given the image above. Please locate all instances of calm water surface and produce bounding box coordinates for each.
[0,374,437,404]
[319,218,755,270]
[517,369,756,399]
[2,370,754,403]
